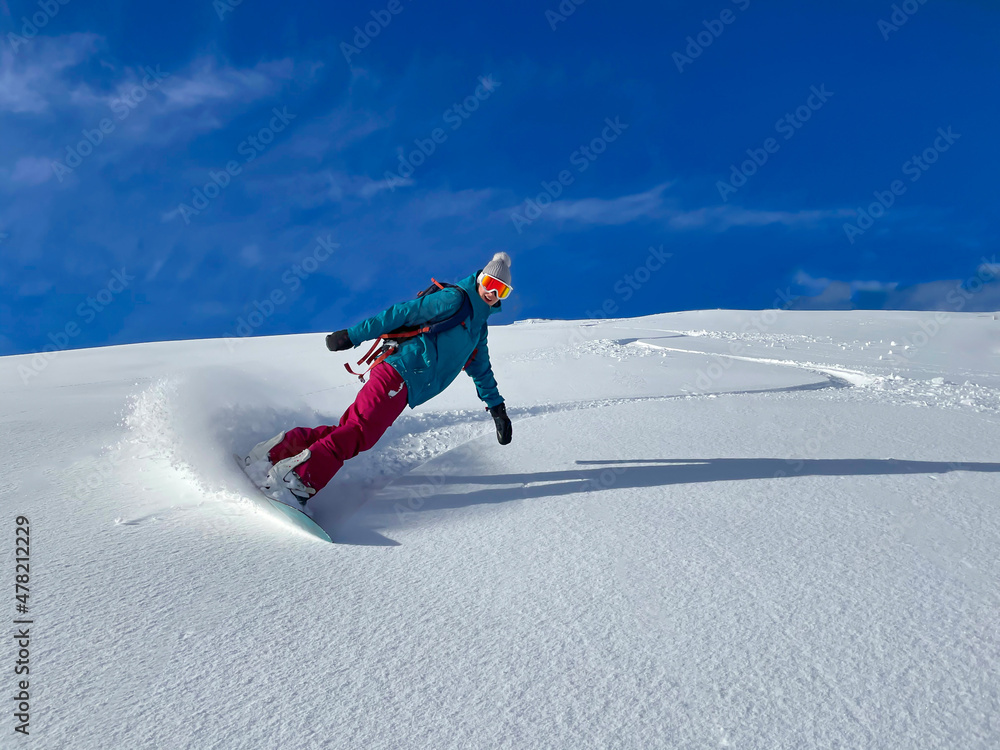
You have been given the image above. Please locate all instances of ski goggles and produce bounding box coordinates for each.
[479,272,512,300]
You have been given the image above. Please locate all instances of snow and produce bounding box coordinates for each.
[2,309,999,748]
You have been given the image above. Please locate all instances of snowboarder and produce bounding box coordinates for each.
[241,252,515,511]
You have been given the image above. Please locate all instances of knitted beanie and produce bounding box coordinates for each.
[480,252,513,289]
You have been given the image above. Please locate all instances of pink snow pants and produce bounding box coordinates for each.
[268,361,408,492]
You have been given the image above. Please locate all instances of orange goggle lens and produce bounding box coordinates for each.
[480,273,512,299]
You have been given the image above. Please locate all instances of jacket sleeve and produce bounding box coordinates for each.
[464,325,503,408]
[346,288,464,346]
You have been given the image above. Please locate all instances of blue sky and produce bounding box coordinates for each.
[1,0,998,356]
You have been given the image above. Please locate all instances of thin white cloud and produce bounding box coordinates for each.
[145,256,167,282]
[96,56,315,148]
[400,188,496,220]
[241,170,393,209]
[545,183,672,225]
[522,182,849,232]
[1,34,316,152]
[792,270,900,302]
[0,33,99,114]
[283,104,392,159]
[667,205,851,230]
[788,280,853,310]
[888,279,1000,312]
[789,269,1000,312]
[9,156,52,185]
[239,244,262,267]
[851,279,899,293]
[793,269,831,295]
[360,177,406,197]
[160,57,297,110]
[70,60,308,161]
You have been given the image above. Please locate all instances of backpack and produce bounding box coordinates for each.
[384,279,473,340]
[345,279,475,382]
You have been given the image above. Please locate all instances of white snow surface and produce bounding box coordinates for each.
[3,309,1000,749]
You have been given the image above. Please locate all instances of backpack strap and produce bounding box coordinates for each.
[344,279,473,383]
[382,280,473,340]
[344,338,397,381]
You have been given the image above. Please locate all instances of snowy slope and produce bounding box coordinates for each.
[2,310,999,749]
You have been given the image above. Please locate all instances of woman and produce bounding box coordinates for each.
[241,252,515,511]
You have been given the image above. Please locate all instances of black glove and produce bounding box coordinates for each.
[488,403,512,445]
[326,330,353,351]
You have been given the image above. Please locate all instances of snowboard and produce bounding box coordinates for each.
[233,454,334,543]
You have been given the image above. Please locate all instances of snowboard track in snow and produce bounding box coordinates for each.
[109,327,1000,542]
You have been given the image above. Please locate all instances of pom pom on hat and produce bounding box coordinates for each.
[481,251,512,288]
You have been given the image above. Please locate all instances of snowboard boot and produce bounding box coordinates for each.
[242,431,286,468]
[263,449,317,512]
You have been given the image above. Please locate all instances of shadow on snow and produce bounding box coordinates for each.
[382,457,1000,512]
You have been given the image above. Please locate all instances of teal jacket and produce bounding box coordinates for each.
[346,272,504,409]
